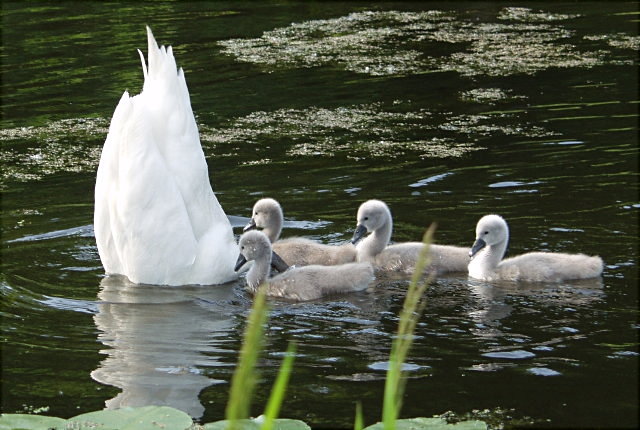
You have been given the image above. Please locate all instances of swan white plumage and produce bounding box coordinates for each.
[235,230,374,301]
[351,199,470,274]
[244,198,356,267]
[468,214,604,282]
[94,27,238,286]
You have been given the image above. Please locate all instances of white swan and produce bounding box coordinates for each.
[235,231,374,301]
[468,214,604,282]
[94,27,238,286]
[244,198,356,267]
[351,199,470,274]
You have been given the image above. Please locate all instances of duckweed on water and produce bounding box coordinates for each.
[219,8,632,78]
[0,117,107,186]
[459,88,527,105]
[218,10,453,77]
[200,103,485,160]
[583,33,640,51]
[2,99,561,185]
[497,7,580,22]
[201,102,555,160]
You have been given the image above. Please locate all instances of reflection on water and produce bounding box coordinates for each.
[91,276,241,418]
[466,278,605,338]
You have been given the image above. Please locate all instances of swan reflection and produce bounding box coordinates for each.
[466,277,605,339]
[91,275,242,418]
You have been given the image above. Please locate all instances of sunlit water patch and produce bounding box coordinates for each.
[219,8,634,77]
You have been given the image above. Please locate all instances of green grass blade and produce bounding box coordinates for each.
[226,285,269,428]
[382,224,435,429]
[261,342,297,430]
[354,401,364,430]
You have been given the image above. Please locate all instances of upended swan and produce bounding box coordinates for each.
[244,198,357,267]
[468,214,604,282]
[94,27,238,286]
[351,199,470,274]
[235,230,374,301]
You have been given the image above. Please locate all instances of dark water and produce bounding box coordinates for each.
[1,2,638,428]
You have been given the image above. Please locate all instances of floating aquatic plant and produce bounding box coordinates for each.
[459,88,527,105]
[497,7,580,22]
[201,103,486,161]
[584,33,640,51]
[219,8,627,78]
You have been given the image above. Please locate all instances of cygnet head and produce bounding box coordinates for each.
[243,198,284,242]
[470,214,509,258]
[352,199,392,244]
[235,230,272,272]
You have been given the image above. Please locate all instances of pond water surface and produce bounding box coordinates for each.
[1,2,638,429]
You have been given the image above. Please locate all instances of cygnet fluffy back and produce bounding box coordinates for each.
[245,198,356,267]
[236,230,374,301]
[468,214,603,282]
[352,199,470,274]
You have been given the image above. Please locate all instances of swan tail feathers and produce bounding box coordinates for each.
[137,49,148,81]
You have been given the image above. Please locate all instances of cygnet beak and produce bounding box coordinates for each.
[243,218,257,233]
[351,224,368,245]
[234,254,248,272]
[469,238,486,258]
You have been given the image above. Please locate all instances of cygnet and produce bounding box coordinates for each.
[351,199,470,274]
[235,231,374,301]
[244,198,356,267]
[468,214,604,282]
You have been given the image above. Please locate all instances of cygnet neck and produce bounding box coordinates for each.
[358,214,392,262]
[263,205,284,243]
[246,251,272,291]
[471,229,509,275]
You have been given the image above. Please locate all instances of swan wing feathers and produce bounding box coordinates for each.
[94,28,237,286]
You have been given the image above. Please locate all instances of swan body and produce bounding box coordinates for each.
[245,198,356,267]
[352,199,470,274]
[94,27,238,286]
[468,214,603,282]
[235,231,374,301]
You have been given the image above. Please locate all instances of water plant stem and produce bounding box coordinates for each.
[225,285,269,427]
[382,224,435,430]
[262,342,297,430]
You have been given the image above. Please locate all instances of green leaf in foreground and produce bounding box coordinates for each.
[364,417,487,430]
[0,413,67,430]
[67,405,192,430]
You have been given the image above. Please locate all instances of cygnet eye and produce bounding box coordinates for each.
[483,231,489,235]
[241,245,245,250]
[364,216,369,221]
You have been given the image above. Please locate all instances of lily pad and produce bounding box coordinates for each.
[364,417,487,429]
[0,414,67,430]
[204,418,311,429]
[67,406,192,430]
